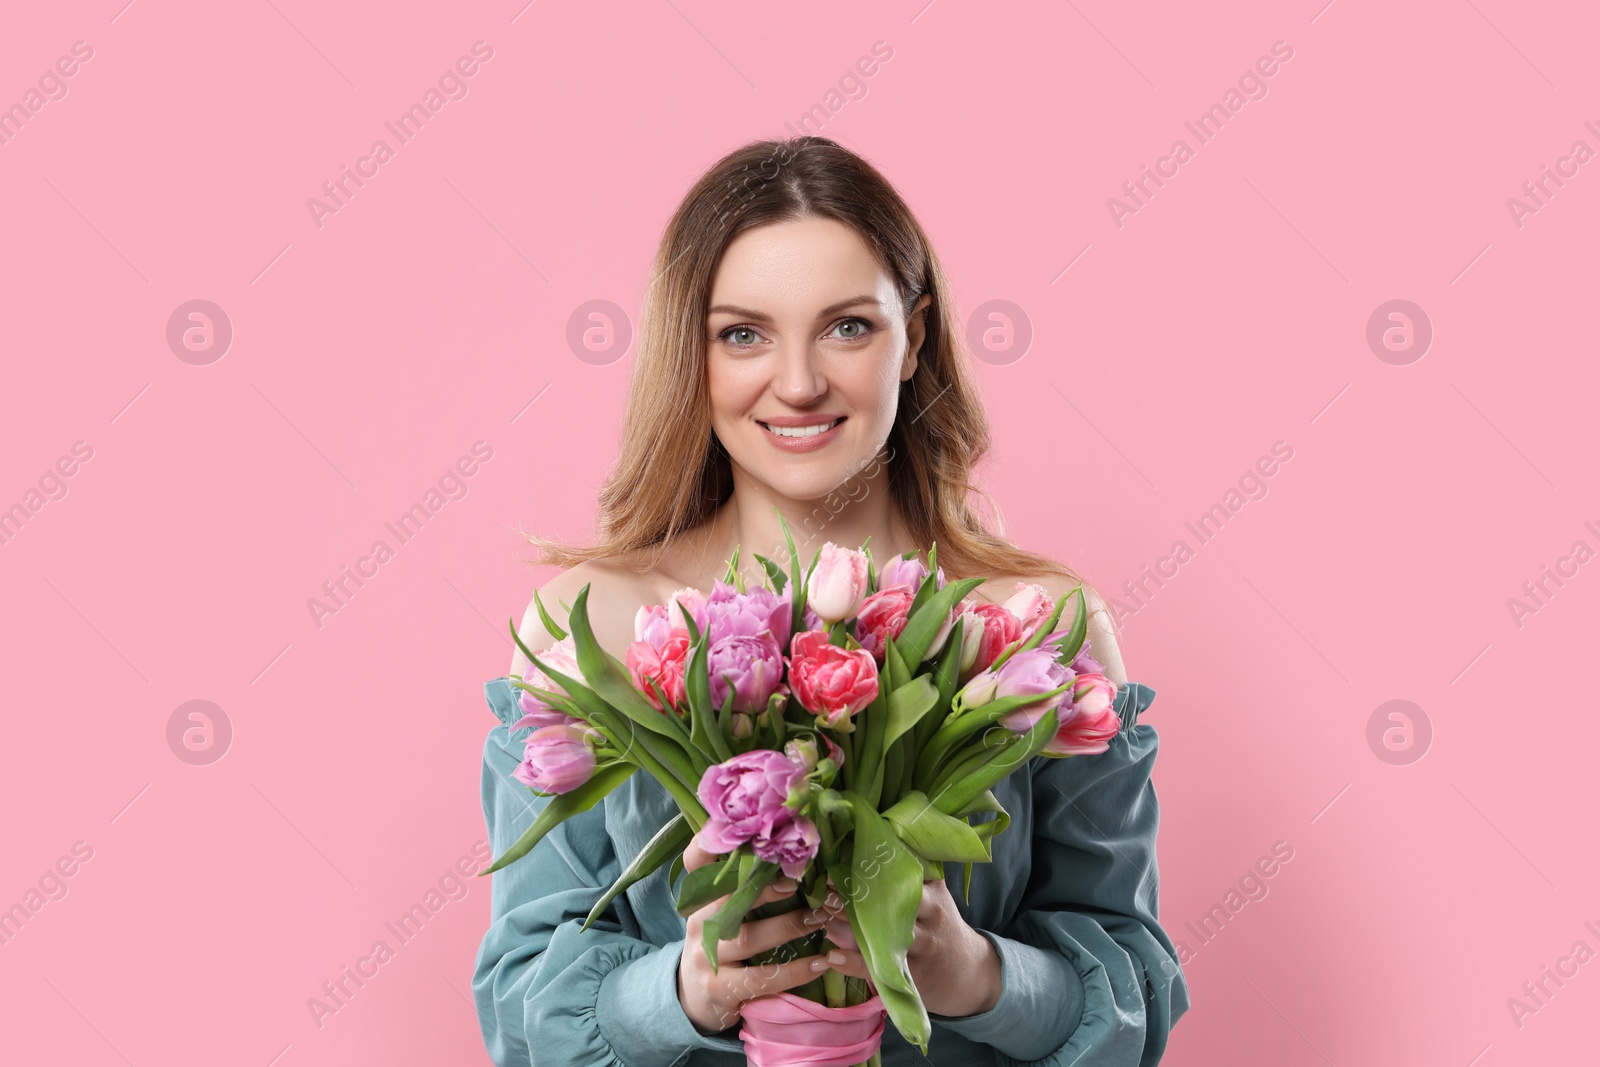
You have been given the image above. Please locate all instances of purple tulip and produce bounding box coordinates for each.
[707,634,787,714]
[877,553,944,595]
[696,750,810,854]
[752,808,822,880]
[704,579,793,651]
[634,603,673,649]
[1070,637,1105,677]
[1038,631,1105,677]
[511,723,599,794]
[958,648,1077,734]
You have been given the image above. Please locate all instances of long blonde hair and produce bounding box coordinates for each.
[521,135,1080,588]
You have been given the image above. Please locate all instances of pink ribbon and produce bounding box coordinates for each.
[738,991,887,1067]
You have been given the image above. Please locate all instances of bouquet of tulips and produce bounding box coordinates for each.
[483,511,1120,1063]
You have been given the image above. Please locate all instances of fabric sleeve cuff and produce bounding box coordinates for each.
[927,928,1085,1060]
[596,939,746,1065]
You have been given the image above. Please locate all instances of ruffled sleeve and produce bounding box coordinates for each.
[471,676,747,1066]
[928,682,1190,1064]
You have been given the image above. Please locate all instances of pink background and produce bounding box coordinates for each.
[2,1,1596,1064]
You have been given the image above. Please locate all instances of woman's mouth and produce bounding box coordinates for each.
[759,417,844,438]
[757,416,846,452]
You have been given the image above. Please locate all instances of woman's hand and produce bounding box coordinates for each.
[815,874,1002,1019]
[677,837,840,1036]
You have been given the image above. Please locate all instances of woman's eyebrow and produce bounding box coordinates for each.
[707,295,880,322]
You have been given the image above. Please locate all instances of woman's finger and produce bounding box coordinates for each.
[688,874,798,938]
[716,907,823,964]
[821,914,858,951]
[718,951,834,1005]
[817,944,867,980]
[682,837,717,873]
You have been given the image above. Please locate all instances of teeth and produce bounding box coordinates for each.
[763,419,840,439]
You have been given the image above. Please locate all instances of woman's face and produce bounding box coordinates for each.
[705,216,932,502]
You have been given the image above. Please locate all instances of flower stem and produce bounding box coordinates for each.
[822,950,846,1007]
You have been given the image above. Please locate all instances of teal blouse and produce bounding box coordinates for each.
[472,676,1189,1065]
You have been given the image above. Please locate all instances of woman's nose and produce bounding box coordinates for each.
[772,341,826,404]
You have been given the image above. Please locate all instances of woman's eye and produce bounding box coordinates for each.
[719,326,761,347]
[832,317,872,340]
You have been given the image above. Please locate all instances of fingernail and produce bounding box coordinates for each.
[827,950,847,965]
[803,909,826,925]
[811,956,830,971]
[825,891,842,909]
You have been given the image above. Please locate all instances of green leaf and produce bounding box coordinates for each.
[480,763,636,875]
[531,653,704,807]
[505,679,585,723]
[908,616,966,774]
[667,850,686,892]
[508,616,544,673]
[566,584,696,752]
[929,706,1058,815]
[833,793,931,1054]
[778,508,806,638]
[895,577,984,668]
[764,691,787,749]
[674,850,743,916]
[701,853,779,974]
[582,813,692,930]
[883,675,938,751]
[913,681,1074,790]
[754,552,788,596]
[717,685,737,748]
[685,629,733,764]
[854,657,892,809]
[532,587,568,641]
[1051,585,1090,666]
[960,789,1011,858]
[952,790,1010,904]
[723,544,742,588]
[990,584,1083,675]
[882,790,992,863]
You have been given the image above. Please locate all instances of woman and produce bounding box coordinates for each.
[472,136,1189,1065]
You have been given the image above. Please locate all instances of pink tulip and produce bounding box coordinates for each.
[806,543,869,623]
[667,586,710,634]
[854,589,912,663]
[625,626,690,712]
[695,750,810,855]
[512,636,586,731]
[511,722,600,794]
[1045,673,1120,756]
[1002,582,1054,640]
[788,630,880,732]
[962,601,1023,679]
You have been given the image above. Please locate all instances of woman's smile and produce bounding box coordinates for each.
[757,415,847,451]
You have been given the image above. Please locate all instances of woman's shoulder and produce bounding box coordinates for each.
[970,569,1128,688]
[509,556,661,676]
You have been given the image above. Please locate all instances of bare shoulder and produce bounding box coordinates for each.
[971,570,1128,688]
[509,558,656,677]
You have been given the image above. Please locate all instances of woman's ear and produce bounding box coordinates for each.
[902,293,934,382]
